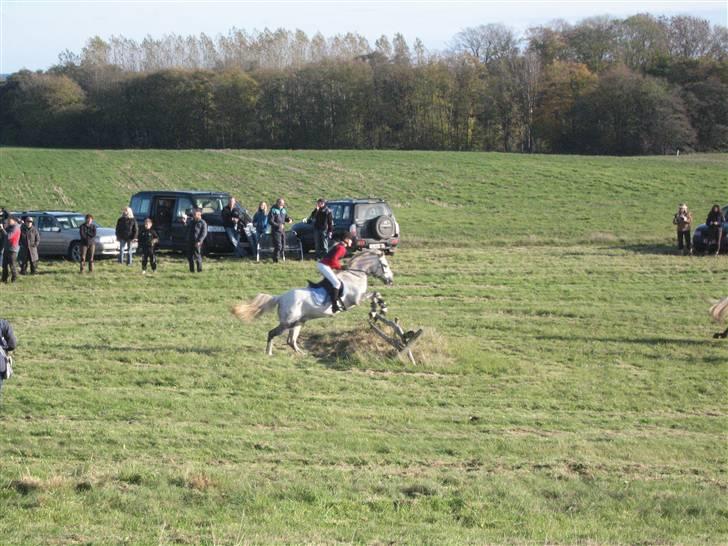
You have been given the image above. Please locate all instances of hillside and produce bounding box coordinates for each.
[0,148,726,545]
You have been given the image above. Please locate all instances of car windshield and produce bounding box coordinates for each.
[192,196,227,214]
[56,215,86,229]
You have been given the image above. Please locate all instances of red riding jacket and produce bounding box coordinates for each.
[320,242,347,270]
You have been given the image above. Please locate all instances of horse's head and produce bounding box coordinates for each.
[349,250,394,285]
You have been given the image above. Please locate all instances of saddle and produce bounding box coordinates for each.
[307,278,346,312]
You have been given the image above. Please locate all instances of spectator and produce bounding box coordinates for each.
[79,214,97,273]
[222,197,245,258]
[138,217,159,274]
[1,217,20,284]
[308,198,334,259]
[251,201,269,253]
[19,216,40,275]
[672,204,693,255]
[0,208,8,267]
[706,204,725,256]
[186,208,208,273]
[115,207,138,266]
[268,198,292,263]
[0,317,17,397]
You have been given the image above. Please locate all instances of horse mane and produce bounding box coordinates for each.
[710,297,728,323]
[348,250,381,269]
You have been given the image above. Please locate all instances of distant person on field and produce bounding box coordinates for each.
[186,208,208,273]
[673,204,693,255]
[79,214,97,273]
[706,204,725,256]
[268,198,292,263]
[308,198,334,259]
[138,217,159,274]
[1,217,20,283]
[19,216,40,275]
[222,197,245,258]
[115,207,138,266]
[0,318,17,397]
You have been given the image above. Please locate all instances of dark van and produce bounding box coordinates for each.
[129,191,252,253]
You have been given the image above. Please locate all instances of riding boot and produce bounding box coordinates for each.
[336,286,346,312]
[326,283,340,313]
[89,262,94,273]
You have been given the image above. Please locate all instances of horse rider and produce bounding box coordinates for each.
[316,232,353,313]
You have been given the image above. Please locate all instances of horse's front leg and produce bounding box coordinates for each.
[287,323,305,354]
[267,323,288,355]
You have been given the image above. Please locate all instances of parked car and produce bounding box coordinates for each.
[692,205,728,254]
[12,211,122,262]
[129,191,252,253]
[293,198,400,254]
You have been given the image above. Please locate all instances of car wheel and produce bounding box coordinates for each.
[68,241,82,263]
[373,215,396,239]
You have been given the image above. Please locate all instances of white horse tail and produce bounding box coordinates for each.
[231,293,278,322]
[709,297,728,323]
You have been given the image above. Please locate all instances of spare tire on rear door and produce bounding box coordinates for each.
[373,215,395,239]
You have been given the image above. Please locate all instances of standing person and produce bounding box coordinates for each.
[115,207,138,266]
[268,198,292,263]
[706,204,725,256]
[0,209,8,270]
[0,318,17,398]
[250,201,269,253]
[19,216,41,275]
[316,233,353,313]
[186,208,208,273]
[672,204,693,255]
[138,217,159,274]
[79,214,97,273]
[222,197,245,258]
[308,198,334,259]
[1,217,20,284]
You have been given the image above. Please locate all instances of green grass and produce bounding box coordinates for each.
[0,148,727,545]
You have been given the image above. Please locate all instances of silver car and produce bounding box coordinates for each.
[14,211,122,262]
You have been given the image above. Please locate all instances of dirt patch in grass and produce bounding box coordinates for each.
[302,327,453,368]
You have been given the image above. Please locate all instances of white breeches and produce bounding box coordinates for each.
[316,262,341,289]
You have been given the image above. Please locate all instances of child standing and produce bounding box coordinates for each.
[138,217,159,274]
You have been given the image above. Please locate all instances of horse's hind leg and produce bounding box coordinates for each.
[287,323,304,354]
[267,323,288,356]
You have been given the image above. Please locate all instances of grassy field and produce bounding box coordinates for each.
[0,148,726,545]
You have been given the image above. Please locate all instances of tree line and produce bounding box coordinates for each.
[1,14,727,154]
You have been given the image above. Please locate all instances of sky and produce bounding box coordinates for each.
[1,0,727,73]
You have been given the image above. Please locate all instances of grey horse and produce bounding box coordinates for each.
[232,250,394,354]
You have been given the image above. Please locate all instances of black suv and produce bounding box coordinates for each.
[129,191,251,253]
[293,198,400,254]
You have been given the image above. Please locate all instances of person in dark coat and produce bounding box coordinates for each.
[0,208,8,267]
[186,208,208,273]
[706,204,725,256]
[0,318,17,396]
[138,217,159,274]
[115,207,138,266]
[308,198,334,259]
[1,217,20,283]
[79,214,97,273]
[221,197,245,258]
[19,216,40,275]
[268,198,292,263]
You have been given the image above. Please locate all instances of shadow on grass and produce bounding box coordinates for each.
[68,343,222,356]
[534,334,712,347]
[619,244,683,256]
